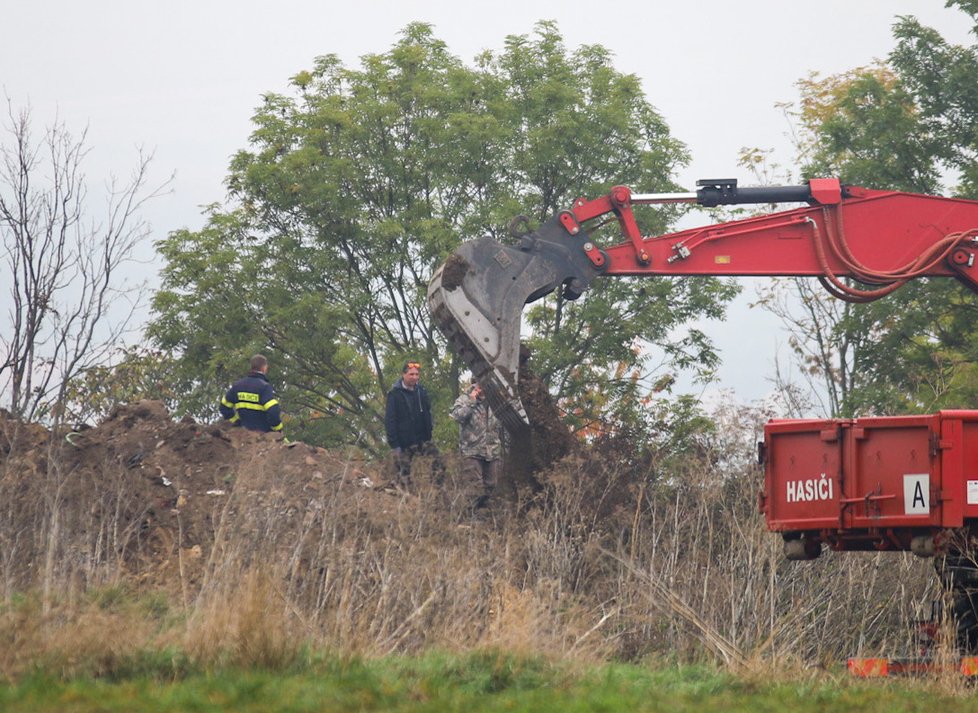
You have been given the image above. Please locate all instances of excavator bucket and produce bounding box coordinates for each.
[427,216,604,434]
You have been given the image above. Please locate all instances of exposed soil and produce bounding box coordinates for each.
[0,352,625,594]
[500,356,578,497]
[0,400,390,590]
[438,252,469,290]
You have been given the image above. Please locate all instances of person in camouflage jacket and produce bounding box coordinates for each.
[450,380,503,513]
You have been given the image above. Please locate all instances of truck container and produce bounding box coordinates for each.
[760,410,978,559]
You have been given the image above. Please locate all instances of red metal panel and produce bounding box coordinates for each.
[941,414,965,527]
[848,657,978,677]
[845,415,942,529]
[764,419,843,531]
[951,411,978,521]
[808,177,842,205]
[848,658,888,677]
[764,410,978,540]
[604,190,978,277]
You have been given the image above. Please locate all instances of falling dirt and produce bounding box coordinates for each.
[495,345,580,500]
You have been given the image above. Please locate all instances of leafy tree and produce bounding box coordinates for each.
[758,3,978,416]
[149,22,736,450]
[754,65,942,416]
[794,64,942,194]
[496,26,739,431]
[891,0,978,197]
[62,346,182,425]
[152,25,493,449]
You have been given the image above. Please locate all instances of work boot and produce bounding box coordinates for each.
[468,494,495,525]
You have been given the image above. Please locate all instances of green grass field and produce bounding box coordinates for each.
[2,651,977,713]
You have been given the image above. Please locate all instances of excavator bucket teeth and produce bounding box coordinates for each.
[427,220,603,435]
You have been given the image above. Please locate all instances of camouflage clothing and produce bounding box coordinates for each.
[459,456,499,509]
[450,390,502,513]
[449,392,502,460]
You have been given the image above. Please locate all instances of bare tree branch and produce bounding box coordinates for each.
[0,97,170,423]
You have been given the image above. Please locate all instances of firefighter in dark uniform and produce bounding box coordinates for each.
[219,354,284,433]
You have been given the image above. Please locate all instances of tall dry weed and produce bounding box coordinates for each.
[185,568,301,669]
[0,589,161,679]
[0,405,951,678]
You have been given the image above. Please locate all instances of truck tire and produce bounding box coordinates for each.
[951,589,978,653]
[936,552,978,588]
[936,552,978,653]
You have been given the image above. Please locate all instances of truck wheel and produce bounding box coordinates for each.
[951,589,978,653]
[936,552,978,587]
[936,552,978,653]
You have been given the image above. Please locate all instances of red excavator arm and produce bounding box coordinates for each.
[428,178,978,433]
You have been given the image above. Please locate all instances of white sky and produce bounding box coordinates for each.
[1,0,973,406]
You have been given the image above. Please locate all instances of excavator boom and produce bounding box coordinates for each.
[427,179,978,433]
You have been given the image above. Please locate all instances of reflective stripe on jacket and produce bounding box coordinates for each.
[219,372,283,432]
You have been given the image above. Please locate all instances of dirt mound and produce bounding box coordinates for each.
[0,374,631,597]
[0,401,406,591]
[499,358,578,497]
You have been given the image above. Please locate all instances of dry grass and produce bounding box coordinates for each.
[0,588,163,678]
[0,408,946,683]
[184,568,301,669]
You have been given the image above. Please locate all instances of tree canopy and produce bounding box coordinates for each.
[761,0,978,417]
[148,22,736,451]
[37,4,978,452]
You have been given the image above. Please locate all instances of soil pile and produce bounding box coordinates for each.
[0,372,628,596]
[501,358,578,497]
[0,401,399,591]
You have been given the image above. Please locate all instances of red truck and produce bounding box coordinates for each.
[762,410,978,667]
[761,411,978,559]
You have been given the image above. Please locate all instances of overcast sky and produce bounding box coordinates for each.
[1,1,972,406]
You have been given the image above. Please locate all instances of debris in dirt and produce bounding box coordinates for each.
[1,380,629,598]
[497,345,638,526]
[519,367,577,468]
[439,253,469,290]
[0,400,390,592]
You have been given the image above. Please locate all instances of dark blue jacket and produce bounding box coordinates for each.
[220,372,283,432]
[384,379,433,449]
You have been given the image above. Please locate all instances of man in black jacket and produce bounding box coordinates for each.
[385,360,441,487]
[219,354,284,434]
